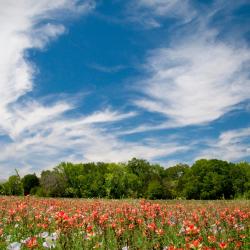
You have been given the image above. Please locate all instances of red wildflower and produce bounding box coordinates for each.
[86,225,93,233]
[56,210,69,221]
[208,235,216,243]
[219,242,227,249]
[26,237,38,248]
[147,222,156,231]
[235,241,242,248]
[155,228,164,236]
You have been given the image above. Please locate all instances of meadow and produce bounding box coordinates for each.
[0,197,249,249]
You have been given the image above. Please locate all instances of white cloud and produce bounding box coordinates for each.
[135,23,250,127]
[137,0,195,19]
[198,127,250,161]
[0,0,95,137]
[79,110,137,124]
[88,63,126,73]
[0,0,187,178]
[128,0,196,28]
[1,0,249,178]
[0,109,186,177]
[7,100,74,138]
[128,0,250,164]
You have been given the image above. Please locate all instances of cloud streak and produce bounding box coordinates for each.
[0,108,186,177]
[0,0,187,177]
[134,3,250,127]
[88,63,126,73]
[0,0,95,138]
[198,127,250,161]
[0,1,249,178]
[128,0,196,28]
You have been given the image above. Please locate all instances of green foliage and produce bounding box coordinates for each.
[182,159,235,199]
[231,162,250,198]
[0,184,4,195]
[22,174,40,195]
[4,174,23,195]
[104,163,126,198]
[2,158,250,199]
[164,164,190,198]
[146,179,164,199]
[40,169,67,197]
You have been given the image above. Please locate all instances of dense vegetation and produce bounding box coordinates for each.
[0,158,249,199]
[1,198,249,249]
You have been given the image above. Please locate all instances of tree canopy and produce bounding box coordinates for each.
[0,158,249,199]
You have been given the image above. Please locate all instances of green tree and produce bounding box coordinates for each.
[40,169,67,197]
[104,163,126,198]
[146,179,164,199]
[164,164,190,198]
[0,184,4,195]
[123,171,141,198]
[22,174,40,195]
[127,158,158,197]
[57,162,83,197]
[183,159,234,199]
[6,175,23,195]
[231,162,250,198]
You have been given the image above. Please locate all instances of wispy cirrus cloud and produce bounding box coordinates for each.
[197,127,250,161]
[126,0,250,162]
[0,0,95,139]
[88,63,126,73]
[0,0,187,177]
[1,0,249,178]
[134,2,250,128]
[135,36,250,127]
[0,108,186,177]
[0,0,95,176]
[127,0,196,28]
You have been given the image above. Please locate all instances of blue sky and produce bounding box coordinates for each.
[0,0,250,177]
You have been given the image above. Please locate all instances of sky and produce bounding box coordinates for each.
[0,0,250,178]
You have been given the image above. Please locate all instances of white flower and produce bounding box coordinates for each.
[122,246,129,250]
[50,232,59,241]
[7,242,21,250]
[43,241,56,249]
[234,224,245,230]
[40,232,49,238]
[43,235,57,249]
[179,226,185,234]
[210,224,218,234]
[21,237,30,244]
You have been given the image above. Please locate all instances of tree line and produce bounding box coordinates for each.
[0,158,249,199]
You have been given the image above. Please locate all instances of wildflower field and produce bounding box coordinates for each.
[0,197,249,250]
